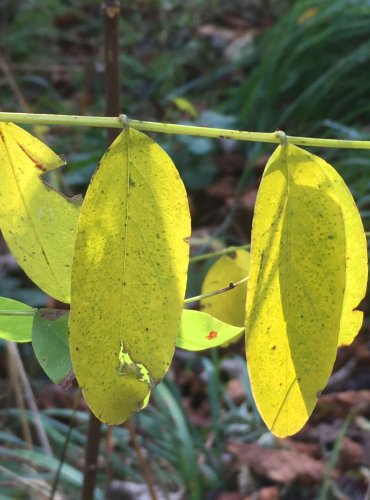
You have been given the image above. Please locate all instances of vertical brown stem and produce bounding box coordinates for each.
[127,418,158,500]
[81,412,103,500]
[81,2,121,500]
[103,0,121,144]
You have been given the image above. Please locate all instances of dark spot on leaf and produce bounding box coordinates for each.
[205,330,218,340]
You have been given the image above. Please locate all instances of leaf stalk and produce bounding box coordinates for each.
[184,275,249,304]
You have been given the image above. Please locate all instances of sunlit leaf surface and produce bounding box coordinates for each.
[0,123,80,302]
[69,129,191,424]
[246,144,367,437]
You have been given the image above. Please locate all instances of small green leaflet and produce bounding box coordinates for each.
[0,123,81,303]
[177,310,244,351]
[0,297,33,342]
[32,310,72,384]
[246,143,367,437]
[69,128,191,425]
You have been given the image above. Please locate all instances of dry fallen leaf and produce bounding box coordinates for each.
[316,390,370,421]
[228,442,326,485]
[227,379,246,405]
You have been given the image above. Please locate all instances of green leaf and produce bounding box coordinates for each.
[32,309,72,384]
[69,129,191,424]
[0,123,81,302]
[177,310,244,351]
[0,297,33,342]
[246,144,367,437]
[0,448,83,487]
[200,249,250,327]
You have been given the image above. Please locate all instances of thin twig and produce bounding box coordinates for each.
[8,342,53,456]
[190,243,250,263]
[127,418,158,500]
[184,275,249,304]
[5,343,33,450]
[0,55,30,112]
[50,390,82,500]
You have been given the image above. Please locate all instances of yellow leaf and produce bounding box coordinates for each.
[0,123,80,302]
[298,7,319,24]
[69,129,191,424]
[171,97,198,118]
[246,144,367,437]
[200,249,250,327]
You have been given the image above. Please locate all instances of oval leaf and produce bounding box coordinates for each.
[0,123,81,302]
[246,144,367,437]
[177,310,244,351]
[200,249,250,327]
[0,297,34,342]
[32,309,72,384]
[69,129,191,424]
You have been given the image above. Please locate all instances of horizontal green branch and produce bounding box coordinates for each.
[190,243,250,263]
[1,112,370,149]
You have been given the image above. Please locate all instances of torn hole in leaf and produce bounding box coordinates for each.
[118,339,149,381]
[118,340,152,410]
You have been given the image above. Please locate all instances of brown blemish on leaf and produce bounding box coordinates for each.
[17,142,47,172]
[206,330,218,340]
[39,308,69,321]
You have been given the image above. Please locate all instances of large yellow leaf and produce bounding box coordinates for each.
[246,144,367,437]
[0,123,80,302]
[69,129,191,424]
[200,249,250,327]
